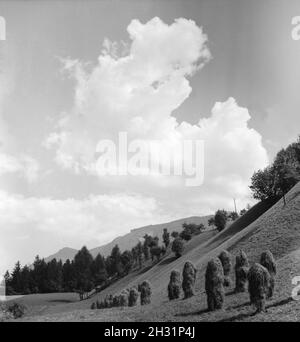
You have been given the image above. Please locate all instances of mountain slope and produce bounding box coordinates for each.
[45,215,212,262]
[16,182,300,321]
[44,248,78,264]
[89,215,212,257]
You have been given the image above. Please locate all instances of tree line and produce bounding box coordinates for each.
[250,136,300,204]
[206,137,300,233]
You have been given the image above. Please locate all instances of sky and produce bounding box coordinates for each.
[0,0,300,274]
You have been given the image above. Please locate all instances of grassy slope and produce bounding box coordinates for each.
[17,183,300,321]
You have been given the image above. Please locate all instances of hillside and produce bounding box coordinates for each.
[14,182,300,321]
[45,215,212,263]
[89,215,212,257]
[44,248,78,264]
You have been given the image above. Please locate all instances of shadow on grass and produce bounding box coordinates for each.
[227,301,250,310]
[175,308,209,318]
[217,311,256,322]
[48,299,75,304]
[266,297,293,309]
[159,256,178,266]
[218,296,293,322]
[137,265,153,275]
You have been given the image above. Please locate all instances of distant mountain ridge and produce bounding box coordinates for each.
[44,215,212,263]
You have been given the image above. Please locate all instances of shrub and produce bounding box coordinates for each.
[140,280,151,305]
[171,231,179,239]
[128,287,139,307]
[6,302,26,319]
[205,258,225,311]
[0,305,14,321]
[172,237,184,258]
[260,250,276,298]
[182,261,197,298]
[168,270,181,300]
[150,246,164,261]
[218,250,232,287]
[214,210,228,232]
[248,263,271,314]
[235,250,249,293]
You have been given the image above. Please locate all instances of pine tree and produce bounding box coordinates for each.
[62,259,76,292]
[110,245,123,276]
[10,261,23,294]
[73,246,94,300]
[136,242,143,269]
[163,228,170,248]
[92,254,107,286]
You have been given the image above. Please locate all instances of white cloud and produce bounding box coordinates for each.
[0,17,270,271]
[0,52,40,183]
[46,17,268,207]
[0,153,40,182]
[0,190,171,273]
[0,190,164,238]
[45,17,211,171]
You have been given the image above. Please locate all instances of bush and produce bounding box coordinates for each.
[171,231,179,239]
[182,261,197,298]
[205,258,225,311]
[172,237,184,258]
[214,210,228,232]
[0,305,13,321]
[6,302,26,319]
[179,230,193,241]
[235,250,249,293]
[128,287,139,307]
[139,280,151,305]
[218,250,232,287]
[150,246,164,261]
[248,263,271,314]
[260,250,276,298]
[168,270,181,300]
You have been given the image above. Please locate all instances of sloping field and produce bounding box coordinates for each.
[16,183,300,321]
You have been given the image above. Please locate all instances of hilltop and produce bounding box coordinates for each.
[45,215,213,263]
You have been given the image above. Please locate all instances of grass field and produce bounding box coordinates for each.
[11,182,300,322]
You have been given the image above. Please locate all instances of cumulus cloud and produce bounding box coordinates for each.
[46,17,211,171]
[46,17,268,205]
[1,17,269,271]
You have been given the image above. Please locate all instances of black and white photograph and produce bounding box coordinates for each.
[0,0,300,325]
